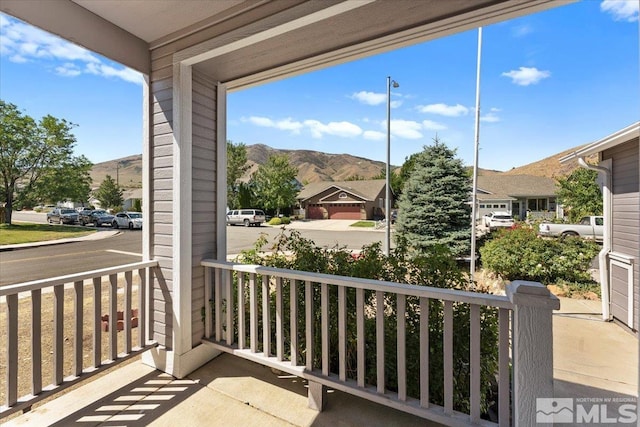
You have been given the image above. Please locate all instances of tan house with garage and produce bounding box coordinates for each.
[296,179,387,220]
[561,122,639,334]
[476,174,560,221]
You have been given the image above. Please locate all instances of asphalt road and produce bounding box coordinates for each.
[2,214,388,286]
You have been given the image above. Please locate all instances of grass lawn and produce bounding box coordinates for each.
[0,223,96,245]
[350,220,375,228]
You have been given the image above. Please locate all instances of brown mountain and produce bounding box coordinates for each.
[90,143,591,189]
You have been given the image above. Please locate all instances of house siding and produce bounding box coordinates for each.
[190,71,217,346]
[603,137,639,331]
[150,71,174,347]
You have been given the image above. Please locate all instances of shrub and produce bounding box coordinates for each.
[237,230,500,418]
[480,226,600,285]
[268,217,282,226]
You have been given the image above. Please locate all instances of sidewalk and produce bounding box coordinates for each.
[271,219,386,232]
[553,297,638,425]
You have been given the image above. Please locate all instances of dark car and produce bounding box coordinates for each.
[79,209,114,227]
[47,208,79,225]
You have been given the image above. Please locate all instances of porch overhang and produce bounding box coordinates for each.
[1,0,565,88]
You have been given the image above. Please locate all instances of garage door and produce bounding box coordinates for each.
[307,206,324,219]
[328,205,361,220]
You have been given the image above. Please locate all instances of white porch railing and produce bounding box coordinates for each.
[201,260,559,426]
[0,260,158,418]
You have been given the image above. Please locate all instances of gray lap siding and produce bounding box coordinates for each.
[603,137,639,331]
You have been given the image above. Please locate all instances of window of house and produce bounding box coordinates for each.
[528,198,548,211]
[339,192,347,199]
[499,204,506,208]
[479,204,485,208]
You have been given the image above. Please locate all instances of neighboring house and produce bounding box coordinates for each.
[122,188,143,211]
[475,175,559,220]
[561,122,639,334]
[296,179,387,220]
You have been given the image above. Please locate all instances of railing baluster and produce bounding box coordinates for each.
[498,307,511,427]
[262,275,271,356]
[376,290,384,394]
[290,279,298,366]
[32,289,42,396]
[276,277,283,361]
[321,282,329,376]
[250,273,257,352]
[419,297,429,408]
[138,267,147,347]
[238,273,246,349]
[73,280,84,377]
[356,288,365,388]
[443,300,453,414]
[470,304,481,422]
[204,266,211,339]
[305,280,313,370]
[397,294,406,401]
[338,285,346,382]
[53,284,64,385]
[225,269,233,345]
[6,294,18,407]
[93,277,102,367]
[215,268,222,341]
[108,274,117,361]
[124,271,132,354]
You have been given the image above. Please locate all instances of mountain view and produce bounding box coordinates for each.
[90,143,593,190]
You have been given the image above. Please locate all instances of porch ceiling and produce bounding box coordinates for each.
[1,0,563,89]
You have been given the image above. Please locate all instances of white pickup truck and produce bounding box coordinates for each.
[538,216,604,241]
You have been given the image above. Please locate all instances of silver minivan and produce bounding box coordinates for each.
[226,209,266,227]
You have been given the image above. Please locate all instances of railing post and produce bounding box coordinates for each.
[507,280,560,426]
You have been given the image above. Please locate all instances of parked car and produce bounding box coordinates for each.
[79,209,114,227]
[538,215,603,241]
[226,209,266,227]
[47,208,79,225]
[483,211,515,231]
[112,211,143,229]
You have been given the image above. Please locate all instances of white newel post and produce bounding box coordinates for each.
[507,281,560,426]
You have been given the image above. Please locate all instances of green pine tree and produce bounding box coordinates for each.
[395,137,471,257]
[95,174,123,210]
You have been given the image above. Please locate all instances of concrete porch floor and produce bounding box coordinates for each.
[5,353,438,427]
[5,297,637,427]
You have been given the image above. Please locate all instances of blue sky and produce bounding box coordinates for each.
[1,1,638,172]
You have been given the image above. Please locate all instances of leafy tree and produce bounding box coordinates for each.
[371,167,403,206]
[556,167,602,222]
[227,140,250,209]
[395,137,471,256]
[0,100,92,224]
[95,175,123,210]
[251,154,298,215]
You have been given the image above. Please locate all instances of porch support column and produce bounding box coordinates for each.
[216,83,227,259]
[507,281,560,426]
[172,62,193,358]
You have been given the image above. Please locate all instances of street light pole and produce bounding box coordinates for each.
[385,76,399,256]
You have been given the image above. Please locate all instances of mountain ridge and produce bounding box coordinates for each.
[90,143,590,189]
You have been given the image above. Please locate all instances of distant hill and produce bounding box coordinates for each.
[90,142,592,189]
[503,144,598,179]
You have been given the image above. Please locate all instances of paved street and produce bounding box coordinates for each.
[2,214,389,285]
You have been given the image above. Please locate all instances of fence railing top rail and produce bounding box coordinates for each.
[0,260,158,297]
[201,259,513,309]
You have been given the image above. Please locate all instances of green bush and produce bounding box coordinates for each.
[268,217,282,225]
[480,226,600,284]
[236,230,500,418]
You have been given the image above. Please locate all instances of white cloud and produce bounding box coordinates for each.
[601,0,639,22]
[246,116,303,134]
[385,119,423,139]
[303,120,362,139]
[417,103,469,117]
[0,13,141,84]
[363,130,385,140]
[390,100,403,109]
[351,91,386,106]
[501,66,550,86]
[512,24,533,37]
[480,113,500,123]
[422,120,447,131]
